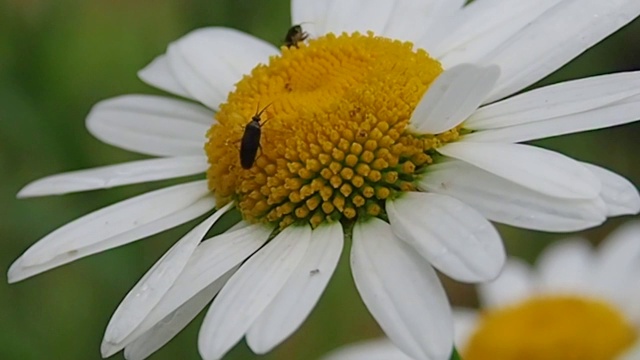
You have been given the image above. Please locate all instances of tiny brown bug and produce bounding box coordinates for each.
[284,24,309,48]
[240,104,271,169]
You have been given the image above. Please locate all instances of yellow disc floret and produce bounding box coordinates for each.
[463,295,638,360]
[205,32,458,228]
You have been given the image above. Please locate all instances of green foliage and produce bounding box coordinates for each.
[451,347,462,360]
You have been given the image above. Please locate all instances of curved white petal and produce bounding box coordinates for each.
[321,0,397,36]
[8,181,214,283]
[535,238,594,293]
[383,0,465,44]
[246,222,343,354]
[387,192,504,282]
[410,64,499,134]
[466,93,640,143]
[86,95,213,157]
[592,222,640,301]
[123,269,237,360]
[599,222,640,264]
[165,27,279,109]
[351,218,453,360]
[481,0,640,102]
[466,71,640,130]
[321,338,412,360]
[431,0,562,65]
[17,156,208,198]
[477,258,535,309]
[198,225,312,360]
[104,203,232,346]
[438,142,601,199]
[582,163,640,216]
[100,224,272,357]
[138,54,192,100]
[418,160,607,232]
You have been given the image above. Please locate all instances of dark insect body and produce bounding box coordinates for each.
[240,104,271,169]
[284,24,309,48]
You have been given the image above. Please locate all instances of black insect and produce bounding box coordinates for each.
[284,24,309,48]
[240,104,271,169]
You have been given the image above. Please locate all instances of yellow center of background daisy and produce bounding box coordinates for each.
[205,32,457,228]
[463,295,638,360]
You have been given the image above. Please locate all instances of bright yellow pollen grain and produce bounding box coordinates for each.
[463,295,638,360]
[205,32,461,228]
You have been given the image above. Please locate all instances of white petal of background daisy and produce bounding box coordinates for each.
[9,1,640,360]
[321,221,640,360]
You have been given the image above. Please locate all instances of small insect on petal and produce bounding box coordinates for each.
[284,25,309,48]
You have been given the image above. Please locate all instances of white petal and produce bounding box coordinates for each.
[387,192,504,282]
[198,225,312,360]
[431,0,562,65]
[383,0,465,44]
[592,222,640,301]
[123,269,236,360]
[8,181,214,283]
[582,163,640,216]
[321,0,397,36]
[321,338,412,360]
[86,95,213,157]
[104,203,232,346]
[138,54,192,100]
[466,71,640,130]
[438,142,601,199]
[418,160,607,232]
[477,258,535,309]
[410,64,500,134]
[466,93,640,143]
[481,0,640,102]
[246,222,344,353]
[100,224,272,357]
[621,279,640,326]
[291,0,332,37]
[17,156,208,198]
[535,238,594,293]
[452,308,479,351]
[419,0,467,47]
[165,27,279,109]
[597,221,640,277]
[351,218,453,360]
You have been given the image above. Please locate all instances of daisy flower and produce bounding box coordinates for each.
[9,1,640,360]
[322,221,640,360]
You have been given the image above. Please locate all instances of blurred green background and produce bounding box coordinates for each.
[1,1,639,359]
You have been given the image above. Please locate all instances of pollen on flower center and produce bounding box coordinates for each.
[205,32,457,228]
[463,295,638,360]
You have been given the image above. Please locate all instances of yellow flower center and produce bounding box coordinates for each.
[463,295,638,360]
[205,32,459,228]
